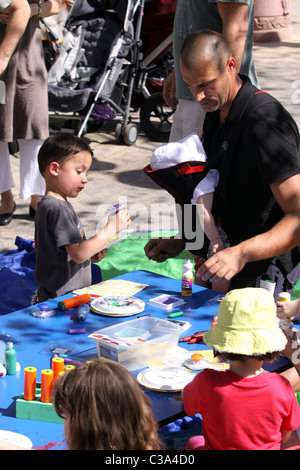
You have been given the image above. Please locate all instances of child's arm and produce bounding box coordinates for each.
[65,208,131,264]
[281,430,292,443]
[277,298,300,321]
[197,194,224,253]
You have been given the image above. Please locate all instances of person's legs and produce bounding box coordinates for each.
[18,139,45,214]
[0,142,15,224]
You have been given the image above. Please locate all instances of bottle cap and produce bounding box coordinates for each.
[7,342,13,349]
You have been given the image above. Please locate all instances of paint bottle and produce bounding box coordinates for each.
[24,367,37,401]
[259,278,276,295]
[5,342,16,375]
[58,293,91,311]
[181,259,193,296]
[76,303,90,321]
[278,291,294,338]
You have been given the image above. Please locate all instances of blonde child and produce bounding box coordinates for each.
[33,133,131,303]
[182,288,300,450]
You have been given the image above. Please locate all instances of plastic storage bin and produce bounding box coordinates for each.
[89,317,182,371]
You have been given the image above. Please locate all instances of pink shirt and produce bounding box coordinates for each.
[183,369,300,450]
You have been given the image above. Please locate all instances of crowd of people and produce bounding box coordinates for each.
[0,0,299,451]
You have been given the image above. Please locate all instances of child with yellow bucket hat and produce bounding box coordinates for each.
[182,287,300,450]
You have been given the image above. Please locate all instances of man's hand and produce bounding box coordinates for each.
[163,69,178,109]
[144,237,183,263]
[196,245,246,284]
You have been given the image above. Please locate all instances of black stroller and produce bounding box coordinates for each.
[48,0,175,145]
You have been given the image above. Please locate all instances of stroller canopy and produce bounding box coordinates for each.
[66,0,130,26]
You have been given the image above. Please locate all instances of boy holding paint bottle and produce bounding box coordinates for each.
[32,133,131,303]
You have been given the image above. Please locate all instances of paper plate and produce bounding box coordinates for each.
[0,430,33,449]
[90,295,145,317]
[137,366,195,392]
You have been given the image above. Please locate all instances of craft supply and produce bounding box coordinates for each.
[24,367,37,401]
[179,331,206,343]
[0,363,6,378]
[64,364,75,372]
[41,369,54,403]
[188,332,205,344]
[69,328,86,334]
[166,318,191,332]
[106,203,126,214]
[168,311,184,318]
[278,292,291,302]
[73,279,148,297]
[181,259,193,296]
[58,293,91,311]
[259,279,276,295]
[5,342,16,375]
[91,295,145,317]
[28,303,56,318]
[0,431,32,449]
[52,357,64,382]
[77,303,90,321]
[148,294,185,310]
[137,366,195,392]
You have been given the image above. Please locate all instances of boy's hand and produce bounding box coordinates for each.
[91,248,107,263]
[108,208,131,234]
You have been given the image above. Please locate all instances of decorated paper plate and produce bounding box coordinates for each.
[90,295,145,317]
[137,366,195,392]
[0,430,33,449]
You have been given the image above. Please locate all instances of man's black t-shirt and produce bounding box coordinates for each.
[200,75,300,288]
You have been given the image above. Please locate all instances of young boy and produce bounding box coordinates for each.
[32,133,131,303]
[182,287,300,450]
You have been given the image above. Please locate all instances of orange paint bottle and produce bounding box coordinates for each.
[24,367,37,401]
[41,369,54,403]
[57,294,91,311]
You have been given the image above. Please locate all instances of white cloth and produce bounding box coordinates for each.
[0,139,45,199]
[169,99,205,142]
[150,133,219,202]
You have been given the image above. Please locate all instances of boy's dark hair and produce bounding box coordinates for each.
[213,350,279,363]
[38,132,94,174]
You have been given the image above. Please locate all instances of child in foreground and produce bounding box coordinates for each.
[0,360,163,450]
[52,359,163,450]
[32,133,131,303]
[182,287,300,450]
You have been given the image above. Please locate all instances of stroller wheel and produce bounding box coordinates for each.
[140,92,174,142]
[124,123,138,146]
[115,122,124,144]
[115,123,138,146]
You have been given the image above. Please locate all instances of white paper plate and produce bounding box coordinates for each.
[137,366,195,392]
[91,295,145,317]
[0,430,33,449]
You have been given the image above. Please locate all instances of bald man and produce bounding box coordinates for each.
[145,30,300,296]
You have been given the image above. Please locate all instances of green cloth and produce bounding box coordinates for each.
[96,231,194,281]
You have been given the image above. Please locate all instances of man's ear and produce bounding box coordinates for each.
[49,161,60,176]
[227,57,236,73]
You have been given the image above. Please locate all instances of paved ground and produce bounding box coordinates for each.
[1,1,300,253]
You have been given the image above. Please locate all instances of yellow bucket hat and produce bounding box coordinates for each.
[203,288,287,356]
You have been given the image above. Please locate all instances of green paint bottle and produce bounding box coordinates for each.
[5,342,16,375]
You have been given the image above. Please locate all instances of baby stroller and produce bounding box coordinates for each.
[47,0,175,145]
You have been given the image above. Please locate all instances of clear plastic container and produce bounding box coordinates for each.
[89,317,182,371]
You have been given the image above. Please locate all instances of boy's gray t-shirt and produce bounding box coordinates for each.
[35,195,91,301]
